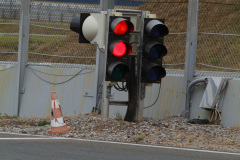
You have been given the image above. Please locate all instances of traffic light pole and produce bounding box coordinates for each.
[101,9,112,118]
[95,0,114,116]
[124,55,137,121]
[132,11,146,122]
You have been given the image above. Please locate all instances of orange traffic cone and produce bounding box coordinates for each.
[48,91,71,134]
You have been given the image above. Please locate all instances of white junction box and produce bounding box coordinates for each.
[199,77,228,109]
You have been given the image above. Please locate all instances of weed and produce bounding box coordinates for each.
[0,122,6,127]
[115,112,123,121]
[115,112,123,130]
[38,121,50,126]
[0,113,17,119]
[136,132,145,141]
[189,139,193,143]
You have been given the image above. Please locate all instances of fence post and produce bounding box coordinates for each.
[16,0,30,116]
[182,0,199,117]
[95,0,114,118]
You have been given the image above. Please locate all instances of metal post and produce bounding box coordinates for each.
[100,0,114,11]
[16,0,30,116]
[133,11,146,122]
[95,0,114,118]
[101,9,111,118]
[124,55,137,121]
[182,0,199,117]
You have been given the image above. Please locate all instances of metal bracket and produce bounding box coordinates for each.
[20,88,25,94]
[106,86,112,98]
[84,90,94,97]
[140,86,146,99]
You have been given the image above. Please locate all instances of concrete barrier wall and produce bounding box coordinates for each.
[1,63,240,127]
[0,64,18,115]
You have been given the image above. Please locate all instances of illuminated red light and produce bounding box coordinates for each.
[113,42,127,57]
[114,21,128,35]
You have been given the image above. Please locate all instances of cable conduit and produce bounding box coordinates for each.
[185,77,208,119]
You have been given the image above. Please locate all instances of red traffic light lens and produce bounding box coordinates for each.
[110,41,132,57]
[114,21,128,35]
[113,42,127,57]
[111,18,134,35]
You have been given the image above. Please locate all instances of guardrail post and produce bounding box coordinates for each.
[182,0,199,117]
[16,0,30,116]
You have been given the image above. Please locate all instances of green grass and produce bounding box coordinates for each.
[38,121,51,126]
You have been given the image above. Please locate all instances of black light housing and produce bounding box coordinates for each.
[106,16,134,82]
[141,18,169,83]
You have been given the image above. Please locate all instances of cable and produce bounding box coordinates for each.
[143,83,162,109]
[197,63,240,71]
[28,52,96,59]
[196,110,208,119]
[114,82,128,92]
[0,66,16,72]
[97,45,105,53]
[209,108,221,124]
[27,66,94,76]
[28,67,93,85]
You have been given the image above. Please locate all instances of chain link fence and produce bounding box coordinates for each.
[28,0,99,64]
[197,0,240,72]
[0,0,188,68]
[0,0,20,62]
[0,0,239,71]
[116,0,188,70]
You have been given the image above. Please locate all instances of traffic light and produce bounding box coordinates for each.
[70,12,106,47]
[105,16,134,82]
[141,18,169,83]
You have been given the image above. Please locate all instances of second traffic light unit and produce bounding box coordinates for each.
[141,18,169,83]
[105,16,134,82]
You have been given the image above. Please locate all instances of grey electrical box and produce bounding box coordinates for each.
[199,78,228,109]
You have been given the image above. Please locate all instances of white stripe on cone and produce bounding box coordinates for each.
[51,99,66,127]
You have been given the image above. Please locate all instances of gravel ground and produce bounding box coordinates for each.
[0,114,240,153]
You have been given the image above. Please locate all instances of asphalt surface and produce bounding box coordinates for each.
[0,132,239,160]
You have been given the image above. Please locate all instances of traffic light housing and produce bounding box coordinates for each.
[70,12,106,47]
[105,16,134,82]
[141,18,169,83]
